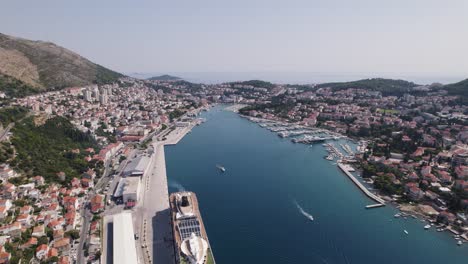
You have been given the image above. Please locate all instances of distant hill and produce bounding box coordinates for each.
[147,74,182,81]
[443,79,468,97]
[0,33,123,97]
[316,78,419,96]
[230,80,274,88]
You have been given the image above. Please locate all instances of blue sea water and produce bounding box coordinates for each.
[165,106,468,264]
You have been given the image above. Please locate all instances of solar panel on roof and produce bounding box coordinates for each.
[178,218,202,240]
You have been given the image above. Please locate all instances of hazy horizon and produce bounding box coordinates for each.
[2,0,468,78]
[129,71,467,85]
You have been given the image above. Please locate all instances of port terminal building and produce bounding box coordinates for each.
[123,155,151,177]
[113,177,141,205]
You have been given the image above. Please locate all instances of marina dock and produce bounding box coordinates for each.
[337,163,386,207]
[365,204,385,209]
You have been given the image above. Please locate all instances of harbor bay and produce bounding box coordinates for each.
[165,106,468,264]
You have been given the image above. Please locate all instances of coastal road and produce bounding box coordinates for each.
[79,151,124,263]
[77,201,93,264]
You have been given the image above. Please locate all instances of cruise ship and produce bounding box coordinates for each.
[170,192,216,264]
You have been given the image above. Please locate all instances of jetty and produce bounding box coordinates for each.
[365,204,385,209]
[337,163,386,207]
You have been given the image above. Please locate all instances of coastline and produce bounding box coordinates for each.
[136,118,200,264]
[337,162,386,206]
[237,107,468,245]
[159,106,468,263]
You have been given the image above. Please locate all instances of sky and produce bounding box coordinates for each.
[1,0,468,83]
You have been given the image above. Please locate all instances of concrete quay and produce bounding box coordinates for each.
[135,121,197,264]
[337,163,386,207]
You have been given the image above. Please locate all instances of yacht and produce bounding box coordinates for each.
[404,230,409,235]
[216,165,226,172]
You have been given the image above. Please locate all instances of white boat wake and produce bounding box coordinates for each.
[294,200,314,221]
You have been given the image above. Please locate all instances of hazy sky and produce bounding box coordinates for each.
[2,0,468,78]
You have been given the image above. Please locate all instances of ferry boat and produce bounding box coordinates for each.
[216,164,226,172]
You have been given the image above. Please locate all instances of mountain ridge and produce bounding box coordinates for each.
[0,33,123,97]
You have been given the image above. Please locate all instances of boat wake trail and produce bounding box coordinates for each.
[168,180,186,192]
[294,200,314,221]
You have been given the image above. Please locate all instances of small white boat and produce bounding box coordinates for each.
[457,241,463,246]
[394,213,401,218]
[424,225,431,230]
[216,164,226,172]
[404,230,409,235]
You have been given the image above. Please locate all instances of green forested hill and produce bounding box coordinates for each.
[147,74,182,81]
[10,116,99,182]
[443,79,468,97]
[316,78,419,96]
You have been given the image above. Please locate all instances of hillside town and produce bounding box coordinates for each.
[0,77,209,264]
[0,76,466,263]
[234,81,468,239]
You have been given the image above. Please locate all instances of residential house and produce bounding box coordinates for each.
[36,244,49,260]
[90,194,104,213]
[53,237,70,254]
[32,225,45,237]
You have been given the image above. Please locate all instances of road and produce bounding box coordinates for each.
[0,123,14,141]
[77,198,93,264]
[77,153,119,263]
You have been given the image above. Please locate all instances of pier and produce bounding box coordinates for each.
[135,119,199,264]
[337,163,386,207]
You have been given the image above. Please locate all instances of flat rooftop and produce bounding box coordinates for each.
[113,212,138,264]
[123,177,140,194]
[124,155,150,176]
[113,177,141,197]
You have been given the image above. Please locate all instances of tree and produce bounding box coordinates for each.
[38,236,49,245]
[65,230,80,240]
